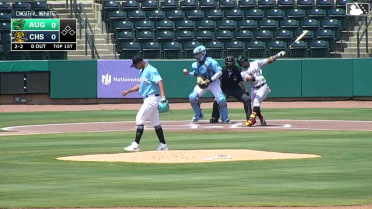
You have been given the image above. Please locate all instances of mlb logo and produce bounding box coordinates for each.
[346,3,370,16]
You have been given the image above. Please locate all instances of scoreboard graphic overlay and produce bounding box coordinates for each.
[11,19,77,51]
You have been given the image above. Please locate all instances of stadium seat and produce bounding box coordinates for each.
[197,19,217,31]
[0,2,11,13]
[316,28,335,51]
[245,8,265,20]
[224,9,244,20]
[297,0,315,9]
[321,18,341,40]
[215,30,234,42]
[286,8,306,20]
[259,19,279,31]
[187,10,205,21]
[238,0,257,10]
[200,0,218,10]
[167,9,185,21]
[316,0,334,10]
[160,0,178,10]
[121,0,140,11]
[176,30,194,42]
[134,20,155,31]
[142,41,161,58]
[266,9,286,21]
[206,9,224,21]
[120,41,141,59]
[246,40,267,58]
[327,8,347,29]
[176,19,195,31]
[156,20,175,31]
[307,8,327,20]
[235,29,254,42]
[195,30,214,42]
[147,10,166,22]
[289,40,308,57]
[136,30,154,42]
[31,1,49,11]
[275,29,294,42]
[0,12,11,23]
[280,18,299,31]
[0,21,10,32]
[218,19,237,31]
[335,0,352,9]
[294,28,315,42]
[115,31,135,52]
[277,0,295,10]
[301,18,321,31]
[225,40,245,57]
[127,10,146,21]
[156,30,174,42]
[162,41,182,59]
[47,52,67,60]
[141,0,158,11]
[205,40,225,58]
[180,0,198,10]
[183,40,202,58]
[113,20,134,32]
[108,10,127,32]
[255,29,274,41]
[257,0,276,10]
[219,0,237,10]
[12,2,32,10]
[267,40,287,55]
[101,1,120,24]
[309,39,329,57]
[238,19,258,31]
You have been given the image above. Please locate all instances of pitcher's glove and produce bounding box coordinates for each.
[158,98,169,113]
[197,77,210,89]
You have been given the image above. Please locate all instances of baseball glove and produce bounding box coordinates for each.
[158,98,169,113]
[197,77,210,89]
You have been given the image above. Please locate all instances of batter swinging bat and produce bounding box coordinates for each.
[289,30,309,49]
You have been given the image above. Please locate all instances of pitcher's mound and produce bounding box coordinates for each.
[57,149,320,163]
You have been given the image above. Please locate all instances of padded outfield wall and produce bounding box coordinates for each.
[0,58,371,102]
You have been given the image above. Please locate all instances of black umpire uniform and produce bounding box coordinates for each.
[210,56,252,123]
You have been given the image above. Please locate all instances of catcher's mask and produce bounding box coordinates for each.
[225,56,235,69]
[238,56,250,68]
[193,45,207,63]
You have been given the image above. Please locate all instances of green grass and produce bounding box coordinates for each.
[0,108,372,208]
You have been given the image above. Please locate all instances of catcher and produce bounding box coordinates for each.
[182,45,230,123]
[210,56,252,123]
[121,56,169,151]
[239,51,286,127]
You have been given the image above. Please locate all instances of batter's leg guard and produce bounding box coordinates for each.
[245,112,257,127]
[189,91,203,122]
[216,93,229,123]
[210,100,220,123]
[253,106,266,126]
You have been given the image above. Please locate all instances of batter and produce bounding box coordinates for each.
[239,51,286,126]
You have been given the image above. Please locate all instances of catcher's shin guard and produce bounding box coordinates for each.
[189,91,202,121]
[245,112,257,127]
[216,93,229,122]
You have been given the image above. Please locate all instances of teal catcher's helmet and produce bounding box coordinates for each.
[193,45,207,62]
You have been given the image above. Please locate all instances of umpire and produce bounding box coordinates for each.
[210,56,252,123]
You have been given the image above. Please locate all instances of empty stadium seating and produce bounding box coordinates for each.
[97,0,349,59]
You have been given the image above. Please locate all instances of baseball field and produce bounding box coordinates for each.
[1,101,372,209]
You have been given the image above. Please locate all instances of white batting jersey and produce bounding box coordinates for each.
[240,58,270,88]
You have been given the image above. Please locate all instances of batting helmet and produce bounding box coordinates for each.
[193,45,207,62]
[238,56,249,67]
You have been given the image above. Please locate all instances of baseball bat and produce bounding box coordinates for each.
[289,30,309,49]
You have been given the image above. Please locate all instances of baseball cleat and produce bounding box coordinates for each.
[259,114,267,126]
[156,143,169,151]
[222,118,230,124]
[245,112,257,126]
[124,142,140,152]
[191,112,204,122]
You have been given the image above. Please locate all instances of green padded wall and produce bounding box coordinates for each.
[264,59,302,98]
[49,60,97,99]
[0,60,48,72]
[301,59,353,97]
[352,59,372,96]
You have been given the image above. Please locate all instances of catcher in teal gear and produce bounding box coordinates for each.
[182,45,230,123]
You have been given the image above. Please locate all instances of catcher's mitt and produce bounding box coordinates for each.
[197,77,210,89]
[158,98,169,113]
